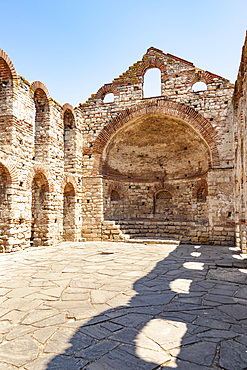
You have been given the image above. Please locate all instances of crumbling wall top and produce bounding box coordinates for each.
[233,31,247,108]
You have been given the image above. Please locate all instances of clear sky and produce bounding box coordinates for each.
[0,0,246,106]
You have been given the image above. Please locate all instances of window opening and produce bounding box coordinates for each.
[143,68,161,98]
[191,81,207,92]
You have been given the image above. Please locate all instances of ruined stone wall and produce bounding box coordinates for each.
[80,47,235,245]
[233,32,247,253]
[0,50,83,252]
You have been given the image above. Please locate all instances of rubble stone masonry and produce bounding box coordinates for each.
[0,33,247,252]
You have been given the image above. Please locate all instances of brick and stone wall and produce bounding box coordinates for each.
[233,32,247,253]
[81,47,235,246]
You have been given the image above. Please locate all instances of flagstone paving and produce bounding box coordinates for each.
[0,241,247,369]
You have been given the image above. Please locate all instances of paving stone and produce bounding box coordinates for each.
[45,355,86,370]
[207,268,247,284]
[0,363,18,369]
[171,341,217,367]
[100,321,123,332]
[196,329,238,342]
[61,292,89,301]
[219,340,247,369]
[33,313,67,327]
[235,286,247,299]
[6,324,36,340]
[21,309,59,325]
[235,335,247,346]
[218,304,247,321]
[32,327,57,344]
[193,317,230,330]
[44,327,95,355]
[0,336,39,367]
[86,344,153,370]
[109,327,139,345]
[1,310,27,324]
[111,313,153,329]
[79,325,112,340]
[90,290,118,304]
[76,339,119,360]
[0,320,15,334]
[0,288,11,296]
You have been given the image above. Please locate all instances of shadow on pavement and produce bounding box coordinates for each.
[47,243,247,369]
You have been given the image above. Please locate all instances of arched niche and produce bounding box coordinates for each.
[197,186,207,202]
[63,182,76,241]
[33,88,50,161]
[31,172,50,246]
[110,189,122,201]
[154,190,173,218]
[0,163,11,251]
[63,108,76,171]
[101,113,211,222]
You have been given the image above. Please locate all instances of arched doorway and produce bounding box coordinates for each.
[31,173,50,246]
[63,182,76,241]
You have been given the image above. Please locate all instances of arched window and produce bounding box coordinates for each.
[143,68,161,98]
[191,81,207,92]
[64,109,75,171]
[103,93,114,103]
[110,189,122,201]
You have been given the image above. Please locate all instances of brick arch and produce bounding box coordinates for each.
[62,103,76,129]
[148,183,175,199]
[92,99,220,167]
[62,103,75,118]
[0,49,18,82]
[0,152,19,185]
[108,182,129,199]
[137,55,167,83]
[25,165,54,192]
[95,83,118,100]
[61,174,77,194]
[30,81,50,101]
[186,69,227,88]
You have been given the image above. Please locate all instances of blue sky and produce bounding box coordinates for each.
[0,0,246,106]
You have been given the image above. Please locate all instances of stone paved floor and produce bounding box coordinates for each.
[0,241,247,369]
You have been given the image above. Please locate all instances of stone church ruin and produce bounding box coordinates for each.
[0,32,247,253]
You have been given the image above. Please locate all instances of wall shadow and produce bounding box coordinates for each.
[46,243,247,369]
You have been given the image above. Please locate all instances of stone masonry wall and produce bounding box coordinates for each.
[80,47,235,245]
[233,32,247,253]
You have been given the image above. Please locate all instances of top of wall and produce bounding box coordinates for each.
[233,31,247,108]
[80,45,233,107]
